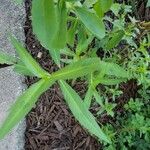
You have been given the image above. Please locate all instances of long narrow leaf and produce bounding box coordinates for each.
[59,80,111,143]
[11,36,49,78]
[0,79,54,139]
[51,58,101,80]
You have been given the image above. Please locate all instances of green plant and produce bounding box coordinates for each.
[0,0,149,148]
[0,0,130,144]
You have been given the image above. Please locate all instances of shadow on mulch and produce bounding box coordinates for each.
[24,0,148,149]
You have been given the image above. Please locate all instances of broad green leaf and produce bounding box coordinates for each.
[0,51,16,65]
[32,0,60,66]
[75,7,105,39]
[94,0,113,18]
[11,36,49,78]
[51,58,102,80]
[0,79,54,139]
[52,0,67,50]
[59,80,111,143]
[32,0,57,49]
[105,30,125,50]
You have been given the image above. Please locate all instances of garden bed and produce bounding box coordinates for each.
[24,0,101,149]
[23,0,150,149]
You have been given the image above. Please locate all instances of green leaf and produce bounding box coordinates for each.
[11,36,49,78]
[14,61,34,76]
[98,62,129,78]
[83,0,97,7]
[61,48,75,56]
[93,90,104,106]
[0,79,54,139]
[32,0,60,66]
[94,77,126,86]
[32,0,57,49]
[147,0,150,7]
[94,0,113,18]
[59,80,111,143]
[0,51,16,65]
[76,34,94,55]
[105,30,125,50]
[75,7,105,39]
[52,0,67,50]
[51,58,102,80]
[67,20,78,47]
[84,86,93,108]
[110,3,121,16]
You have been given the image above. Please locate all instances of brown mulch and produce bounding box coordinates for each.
[24,0,147,150]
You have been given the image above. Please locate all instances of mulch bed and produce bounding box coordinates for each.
[24,0,149,149]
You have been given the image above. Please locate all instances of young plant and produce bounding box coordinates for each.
[0,0,131,145]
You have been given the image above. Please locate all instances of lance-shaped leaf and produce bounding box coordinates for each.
[84,86,93,108]
[0,79,54,139]
[94,77,127,86]
[11,36,49,78]
[94,0,113,18]
[51,58,101,80]
[75,7,105,39]
[59,80,111,143]
[105,30,125,50]
[0,51,16,65]
[98,62,129,78]
[32,0,61,66]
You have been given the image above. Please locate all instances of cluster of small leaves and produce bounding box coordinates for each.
[0,0,150,148]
